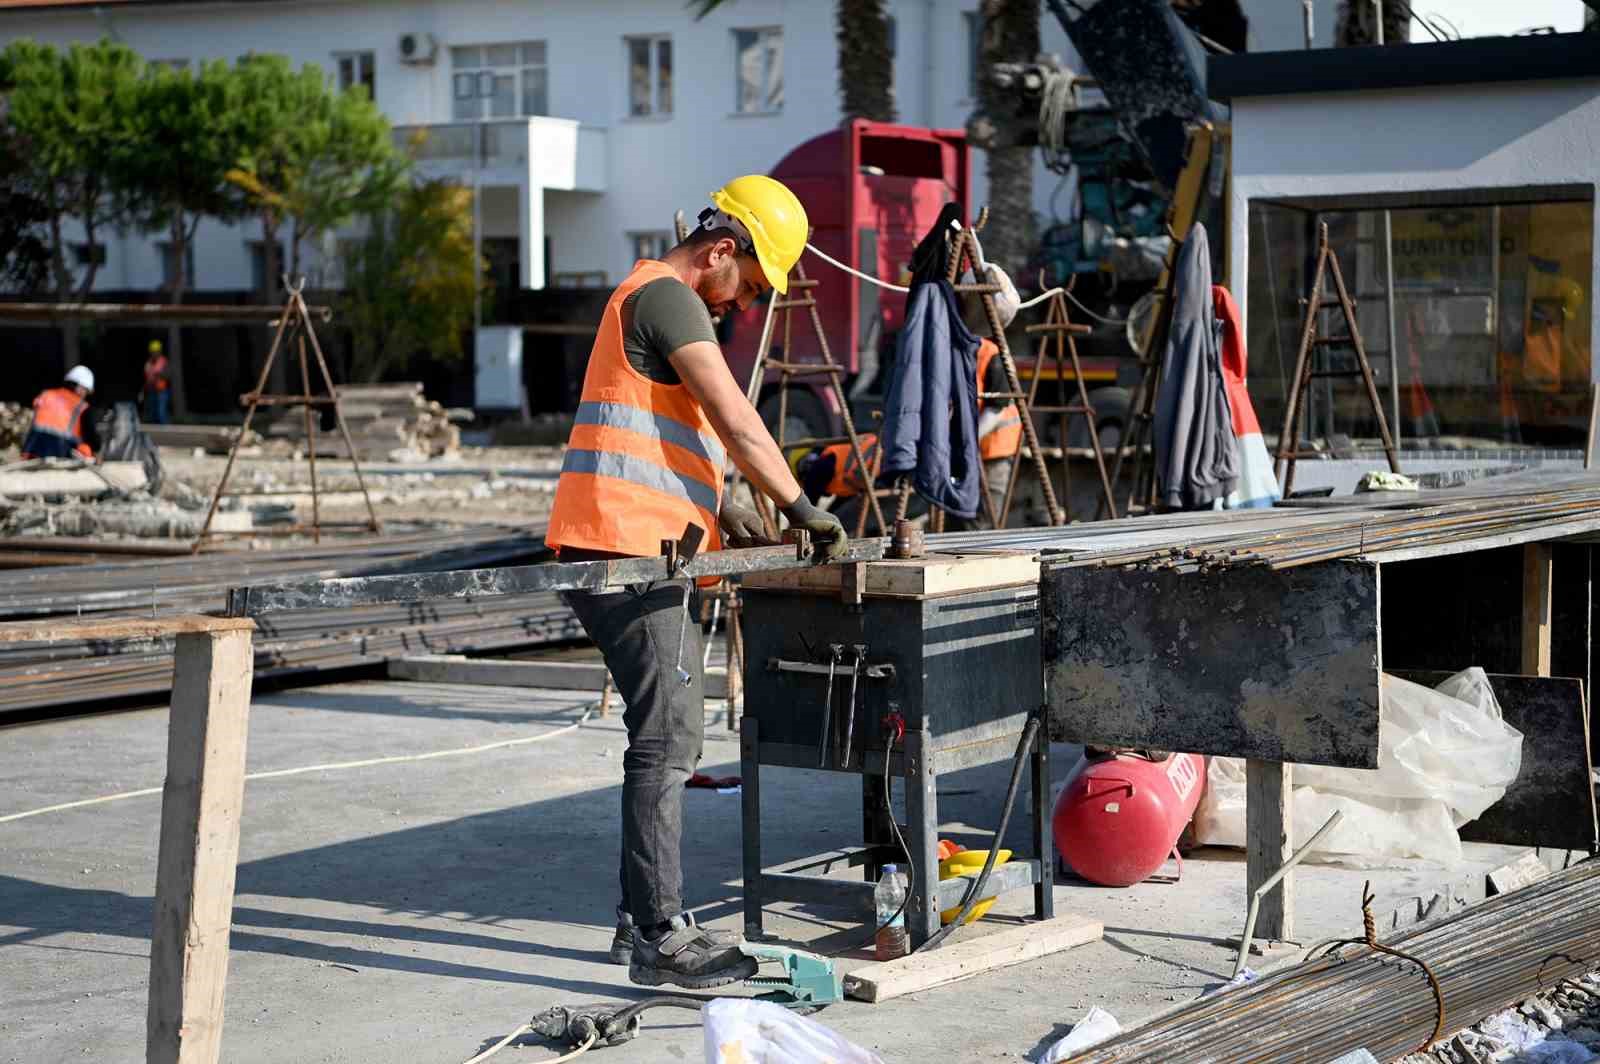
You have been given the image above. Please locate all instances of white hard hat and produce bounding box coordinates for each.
[64,365,95,393]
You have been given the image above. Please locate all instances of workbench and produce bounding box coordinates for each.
[739,552,1054,948]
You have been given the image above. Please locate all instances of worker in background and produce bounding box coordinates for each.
[545,175,847,991]
[790,263,1022,528]
[20,365,95,461]
[143,339,171,425]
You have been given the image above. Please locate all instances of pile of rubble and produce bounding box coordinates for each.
[0,401,29,453]
[259,382,468,462]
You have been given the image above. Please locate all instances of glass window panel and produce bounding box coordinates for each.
[451,46,481,68]
[522,41,546,65]
[485,43,518,66]
[490,72,516,116]
[522,67,548,116]
[628,37,652,116]
[657,38,672,115]
[476,70,497,98]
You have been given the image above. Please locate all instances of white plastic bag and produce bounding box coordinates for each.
[1039,1007,1122,1062]
[1193,668,1523,863]
[703,999,884,1064]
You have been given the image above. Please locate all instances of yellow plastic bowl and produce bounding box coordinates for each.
[937,849,1012,925]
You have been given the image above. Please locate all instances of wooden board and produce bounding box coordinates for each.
[0,615,255,644]
[147,628,254,1064]
[841,914,1102,1004]
[1391,670,1596,850]
[387,655,729,699]
[741,551,1039,599]
[1042,560,1381,768]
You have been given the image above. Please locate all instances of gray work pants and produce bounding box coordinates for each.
[562,580,705,928]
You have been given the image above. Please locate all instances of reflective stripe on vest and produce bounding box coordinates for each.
[974,339,1021,460]
[547,260,726,563]
[31,388,88,443]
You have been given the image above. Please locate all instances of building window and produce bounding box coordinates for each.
[451,42,547,121]
[70,242,106,268]
[335,51,375,99]
[247,240,287,290]
[626,35,673,117]
[733,27,782,114]
[157,241,196,288]
[629,231,673,262]
[964,11,982,98]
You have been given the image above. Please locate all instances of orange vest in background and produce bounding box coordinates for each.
[25,387,92,459]
[547,260,726,570]
[821,433,879,499]
[145,354,170,392]
[975,339,1022,461]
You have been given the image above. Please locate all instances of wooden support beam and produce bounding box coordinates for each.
[842,914,1102,1003]
[1523,542,1554,677]
[1246,759,1295,943]
[147,628,254,1064]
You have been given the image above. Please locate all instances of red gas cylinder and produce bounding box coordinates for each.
[1052,751,1206,887]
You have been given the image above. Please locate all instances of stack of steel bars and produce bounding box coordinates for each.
[0,526,580,714]
[933,475,1600,574]
[1064,857,1600,1063]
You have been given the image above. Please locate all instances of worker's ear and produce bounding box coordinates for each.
[705,236,740,270]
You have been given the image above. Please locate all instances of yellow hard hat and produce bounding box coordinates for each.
[710,175,808,295]
[148,339,163,355]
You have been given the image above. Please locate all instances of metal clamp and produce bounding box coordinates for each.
[767,657,896,681]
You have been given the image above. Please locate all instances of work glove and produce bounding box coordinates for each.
[718,502,776,548]
[781,493,849,561]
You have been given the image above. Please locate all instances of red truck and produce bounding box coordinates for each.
[723,118,1127,452]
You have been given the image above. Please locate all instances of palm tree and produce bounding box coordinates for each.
[969,0,1040,279]
[691,0,896,123]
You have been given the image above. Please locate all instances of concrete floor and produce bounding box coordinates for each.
[0,679,1536,1064]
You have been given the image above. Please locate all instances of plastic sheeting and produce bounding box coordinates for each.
[1194,668,1524,864]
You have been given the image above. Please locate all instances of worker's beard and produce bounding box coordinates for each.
[695,256,743,319]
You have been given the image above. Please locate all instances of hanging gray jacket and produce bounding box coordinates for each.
[1153,223,1239,510]
[879,280,983,519]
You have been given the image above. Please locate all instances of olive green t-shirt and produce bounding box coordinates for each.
[621,276,718,385]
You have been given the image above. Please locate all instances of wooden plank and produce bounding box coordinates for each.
[1042,561,1381,767]
[0,615,255,645]
[1247,759,1295,942]
[387,654,729,699]
[147,628,255,1064]
[841,914,1102,1004]
[1391,671,1596,851]
[740,552,1039,599]
[1523,542,1554,677]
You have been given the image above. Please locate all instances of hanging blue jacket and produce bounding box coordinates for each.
[879,280,982,519]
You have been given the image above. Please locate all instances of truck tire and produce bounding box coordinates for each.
[758,386,831,450]
[1065,386,1130,453]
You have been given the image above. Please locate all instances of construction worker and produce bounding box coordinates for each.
[143,339,171,425]
[20,365,95,461]
[545,175,847,990]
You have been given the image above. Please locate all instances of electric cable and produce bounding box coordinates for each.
[919,715,1041,951]
[0,705,594,824]
[462,1026,594,1064]
[828,727,913,959]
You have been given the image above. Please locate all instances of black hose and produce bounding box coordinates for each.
[918,714,1041,953]
[603,995,706,1033]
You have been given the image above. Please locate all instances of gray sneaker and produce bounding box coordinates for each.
[609,909,635,965]
[629,913,757,989]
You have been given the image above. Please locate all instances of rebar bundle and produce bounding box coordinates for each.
[0,526,580,715]
[1065,858,1600,1063]
[932,474,1600,574]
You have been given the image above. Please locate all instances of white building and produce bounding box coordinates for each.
[0,0,1332,296]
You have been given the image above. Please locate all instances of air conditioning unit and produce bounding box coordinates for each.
[399,32,438,66]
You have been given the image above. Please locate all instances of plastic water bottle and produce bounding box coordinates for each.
[873,864,909,961]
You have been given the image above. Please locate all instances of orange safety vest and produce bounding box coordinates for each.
[24,387,92,459]
[145,354,170,392]
[820,433,879,498]
[547,260,726,573]
[975,339,1022,461]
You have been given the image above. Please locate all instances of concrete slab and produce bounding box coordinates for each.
[0,680,1537,1064]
